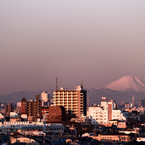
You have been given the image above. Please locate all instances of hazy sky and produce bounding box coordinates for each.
[0,0,145,95]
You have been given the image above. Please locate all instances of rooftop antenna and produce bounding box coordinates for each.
[55,77,58,90]
[81,80,83,89]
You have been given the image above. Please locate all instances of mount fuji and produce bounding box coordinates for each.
[105,76,145,92]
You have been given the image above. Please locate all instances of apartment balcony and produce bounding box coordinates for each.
[73,103,78,105]
[73,100,77,101]
[96,116,101,118]
[67,105,72,107]
[72,103,77,105]
[64,93,69,95]
[59,103,63,106]
[72,105,77,107]
[73,99,77,101]
[73,96,77,98]
[67,104,72,106]
[73,111,78,114]
[72,95,78,97]
[73,108,78,110]
[64,103,68,105]
[59,95,64,98]
[68,100,72,102]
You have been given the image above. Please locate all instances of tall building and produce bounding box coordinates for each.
[108,102,113,121]
[101,97,108,110]
[5,102,14,117]
[21,98,27,114]
[21,94,42,121]
[132,94,135,106]
[53,85,87,118]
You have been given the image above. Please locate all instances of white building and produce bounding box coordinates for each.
[89,106,108,124]
[10,112,20,118]
[112,110,126,120]
[17,102,21,107]
[88,97,127,125]
[41,91,49,107]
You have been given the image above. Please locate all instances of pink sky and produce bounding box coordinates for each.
[0,0,145,95]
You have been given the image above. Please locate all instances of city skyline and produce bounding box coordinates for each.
[1,1,145,95]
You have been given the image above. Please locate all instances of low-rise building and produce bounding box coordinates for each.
[10,112,21,122]
[108,120,119,126]
[70,115,90,126]
[10,137,39,145]
[42,106,66,123]
[137,137,145,142]
[117,121,127,129]
[89,106,108,125]
[0,121,64,134]
[92,133,134,143]
[88,97,127,125]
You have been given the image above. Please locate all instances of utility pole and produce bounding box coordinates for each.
[81,80,83,86]
[55,77,58,90]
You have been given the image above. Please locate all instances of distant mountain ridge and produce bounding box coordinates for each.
[0,90,54,103]
[105,76,145,92]
[1,76,145,105]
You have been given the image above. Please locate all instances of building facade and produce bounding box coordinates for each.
[21,94,42,121]
[93,133,133,142]
[89,97,127,125]
[53,85,87,118]
[42,106,66,123]
[41,91,49,107]
[21,98,27,115]
[5,102,14,118]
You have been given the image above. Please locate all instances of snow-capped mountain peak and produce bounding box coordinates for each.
[105,76,145,92]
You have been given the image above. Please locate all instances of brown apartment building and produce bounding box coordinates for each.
[42,106,66,123]
[53,85,87,118]
[21,94,42,121]
[5,102,14,118]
